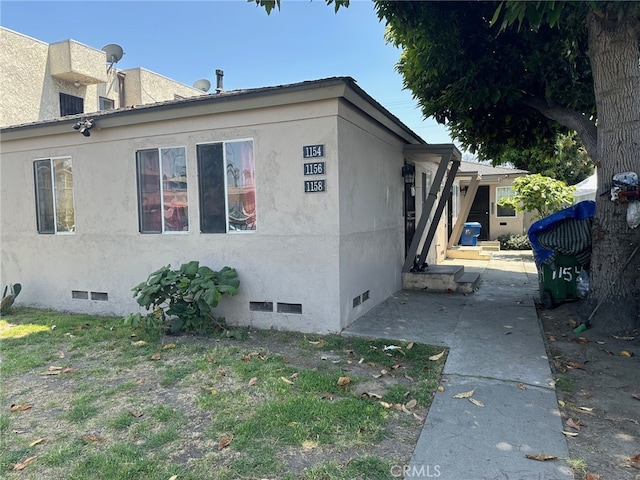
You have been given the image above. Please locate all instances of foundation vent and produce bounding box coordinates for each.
[90,292,109,301]
[362,290,370,302]
[250,301,274,312]
[72,290,88,300]
[352,295,361,308]
[277,303,302,314]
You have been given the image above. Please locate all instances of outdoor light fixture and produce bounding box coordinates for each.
[402,164,415,184]
[73,119,94,137]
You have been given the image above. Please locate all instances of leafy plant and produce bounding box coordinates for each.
[1,283,22,314]
[497,174,575,219]
[124,261,239,333]
[498,234,532,251]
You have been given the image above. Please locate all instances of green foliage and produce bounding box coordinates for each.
[1,283,22,314]
[498,234,532,251]
[124,261,239,333]
[496,132,594,185]
[252,0,348,15]
[498,174,575,219]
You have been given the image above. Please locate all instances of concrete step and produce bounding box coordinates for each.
[446,246,492,261]
[402,265,481,293]
[479,240,501,251]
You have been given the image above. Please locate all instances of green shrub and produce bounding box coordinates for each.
[498,234,532,250]
[124,261,239,333]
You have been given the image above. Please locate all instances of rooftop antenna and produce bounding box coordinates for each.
[102,44,124,73]
[193,79,211,92]
[215,69,224,93]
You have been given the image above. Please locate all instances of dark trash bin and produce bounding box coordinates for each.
[527,201,595,309]
[460,222,482,246]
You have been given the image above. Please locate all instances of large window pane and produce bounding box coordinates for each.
[161,147,188,232]
[226,140,256,231]
[34,160,55,233]
[496,186,516,218]
[53,158,75,232]
[197,143,226,233]
[136,149,162,233]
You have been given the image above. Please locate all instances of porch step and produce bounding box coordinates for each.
[446,246,492,261]
[402,265,481,294]
[479,240,501,251]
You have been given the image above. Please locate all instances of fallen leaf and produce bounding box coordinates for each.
[573,337,590,343]
[406,342,414,350]
[319,393,334,400]
[10,403,33,412]
[290,372,299,379]
[379,401,392,409]
[578,406,594,412]
[168,476,178,480]
[81,435,104,442]
[429,350,445,361]
[632,393,640,401]
[453,389,475,399]
[162,343,176,349]
[518,383,526,390]
[361,392,382,399]
[380,369,388,376]
[558,400,566,407]
[57,351,65,358]
[42,370,61,375]
[288,421,298,427]
[629,453,640,468]
[62,368,76,374]
[281,376,294,385]
[401,404,412,414]
[437,386,445,393]
[468,397,484,407]
[358,357,364,364]
[526,453,557,461]
[547,335,557,342]
[29,438,45,447]
[562,431,579,437]
[585,474,600,480]
[412,412,424,421]
[620,350,633,357]
[404,374,414,382]
[129,411,144,418]
[566,418,581,430]
[49,366,63,371]
[612,335,635,340]
[307,340,321,345]
[132,340,147,346]
[12,455,37,471]
[150,352,161,360]
[217,369,226,376]
[566,362,584,369]
[218,435,233,450]
[337,376,351,388]
[405,399,417,409]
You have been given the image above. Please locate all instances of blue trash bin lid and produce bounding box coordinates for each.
[464,222,482,227]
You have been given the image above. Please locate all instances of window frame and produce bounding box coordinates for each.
[496,186,517,218]
[196,138,256,234]
[99,96,114,111]
[59,92,84,116]
[33,156,76,235]
[135,146,189,234]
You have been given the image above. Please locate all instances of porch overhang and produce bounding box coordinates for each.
[402,144,462,272]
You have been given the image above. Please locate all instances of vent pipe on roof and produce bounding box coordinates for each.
[215,69,224,93]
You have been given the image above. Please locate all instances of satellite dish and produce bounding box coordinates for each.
[102,44,124,64]
[193,79,211,92]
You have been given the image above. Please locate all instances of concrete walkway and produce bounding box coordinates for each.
[343,251,574,480]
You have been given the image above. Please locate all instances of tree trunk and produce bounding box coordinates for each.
[585,11,640,333]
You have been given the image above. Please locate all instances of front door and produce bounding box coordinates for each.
[404,178,416,257]
[467,185,490,240]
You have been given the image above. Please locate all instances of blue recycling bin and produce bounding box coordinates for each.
[460,222,482,246]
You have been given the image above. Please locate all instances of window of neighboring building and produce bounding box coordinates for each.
[197,139,256,233]
[59,93,84,116]
[33,157,75,234]
[99,97,114,111]
[136,147,188,233]
[496,186,517,217]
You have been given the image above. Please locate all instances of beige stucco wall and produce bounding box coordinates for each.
[0,28,205,128]
[0,95,412,333]
[121,68,206,107]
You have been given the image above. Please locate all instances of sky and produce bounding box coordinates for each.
[0,0,457,145]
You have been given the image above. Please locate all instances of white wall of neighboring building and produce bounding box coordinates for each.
[0,84,417,333]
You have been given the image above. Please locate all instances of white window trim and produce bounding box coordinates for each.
[34,156,76,235]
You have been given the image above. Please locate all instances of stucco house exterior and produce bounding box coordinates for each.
[1,72,465,333]
[0,27,206,128]
[452,161,532,244]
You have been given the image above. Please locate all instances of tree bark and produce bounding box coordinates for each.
[585,11,640,333]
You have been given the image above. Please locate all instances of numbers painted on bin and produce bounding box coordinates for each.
[304,179,326,193]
